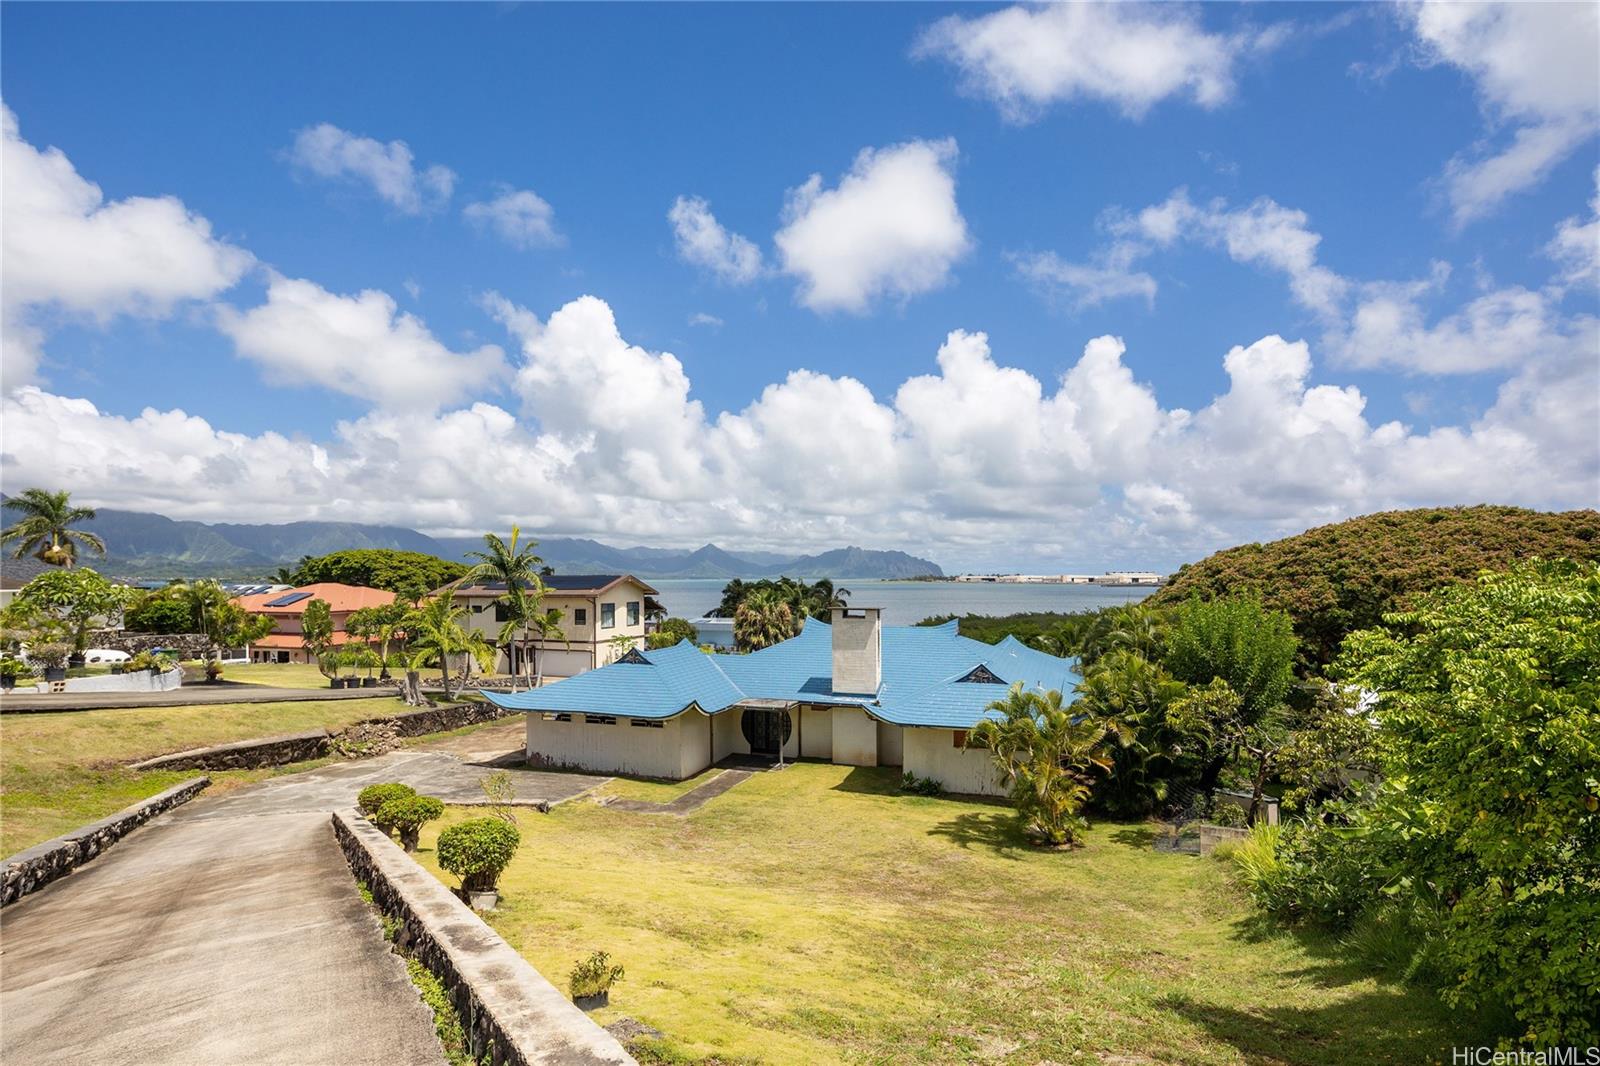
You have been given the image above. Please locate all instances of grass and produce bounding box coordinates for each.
[0,695,410,854]
[596,767,725,804]
[207,661,339,688]
[414,763,1468,1065]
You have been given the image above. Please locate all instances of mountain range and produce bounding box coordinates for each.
[0,501,944,580]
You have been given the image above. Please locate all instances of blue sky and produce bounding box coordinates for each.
[2,2,1596,571]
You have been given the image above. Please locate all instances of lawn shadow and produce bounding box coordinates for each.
[1106,824,1158,848]
[829,766,902,796]
[927,810,1030,859]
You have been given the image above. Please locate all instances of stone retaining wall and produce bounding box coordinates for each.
[1198,824,1252,855]
[2,777,210,906]
[332,809,634,1066]
[129,730,331,772]
[124,703,510,772]
[89,632,216,659]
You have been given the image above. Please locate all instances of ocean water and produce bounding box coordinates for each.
[649,578,1157,626]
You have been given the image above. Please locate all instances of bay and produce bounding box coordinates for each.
[648,578,1157,627]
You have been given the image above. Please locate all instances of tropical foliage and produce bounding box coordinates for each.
[715,577,847,622]
[284,549,467,599]
[1152,505,1600,666]
[463,527,546,690]
[646,616,699,649]
[732,587,800,652]
[436,817,521,894]
[13,568,131,654]
[1233,561,1600,1048]
[968,684,1125,846]
[404,594,495,700]
[1,488,105,568]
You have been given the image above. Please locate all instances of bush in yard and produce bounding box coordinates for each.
[569,951,624,1001]
[378,795,445,851]
[357,783,417,835]
[436,817,521,894]
[899,771,942,796]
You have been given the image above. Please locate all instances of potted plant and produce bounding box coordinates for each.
[319,652,342,688]
[378,795,445,851]
[568,951,624,1011]
[110,659,126,675]
[30,642,71,683]
[356,782,417,837]
[0,657,33,691]
[359,649,381,688]
[436,817,521,911]
[204,659,224,683]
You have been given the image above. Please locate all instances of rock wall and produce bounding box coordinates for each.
[369,702,507,738]
[90,632,218,658]
[129,730,331,772]
[332,809,634,1066]
[2,777,210,906]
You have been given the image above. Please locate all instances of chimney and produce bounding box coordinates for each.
[830,607,881,695]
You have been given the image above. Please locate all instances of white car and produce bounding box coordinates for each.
[83,649,132,664]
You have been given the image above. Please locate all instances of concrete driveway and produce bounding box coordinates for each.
[0,741,609,1064]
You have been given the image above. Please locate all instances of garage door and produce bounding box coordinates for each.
[538,648,593,678]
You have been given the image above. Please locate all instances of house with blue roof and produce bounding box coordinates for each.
[480,607,1082,796]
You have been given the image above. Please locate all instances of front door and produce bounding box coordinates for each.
[741,708,791,756]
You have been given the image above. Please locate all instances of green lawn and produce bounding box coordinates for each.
[0,695,411,854]
[415,763,1470,1065]
[206,661,337,688]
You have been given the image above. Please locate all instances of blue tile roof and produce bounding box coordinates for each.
[480,618,1081,728]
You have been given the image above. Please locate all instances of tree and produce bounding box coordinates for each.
[1331,560,1600,1046]
[287,549,467,596]
[15,568,129,654]
[715,577,848,622]
[2,488,106,568]
[647,617,699,649]
[123,594,195,634]
[463,527,545,690]
[733,587,799,652]
[301,598,335,676]
[348,602,409,678]
[968,684,1125,847]
[1164,596,1297,794]
[525,605,566,685]
[1074,650,1191,817]
[405,594,494,702]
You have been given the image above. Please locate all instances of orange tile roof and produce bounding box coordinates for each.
[250,632,368,650]
[232,583,396,614]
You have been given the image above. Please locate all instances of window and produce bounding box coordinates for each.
[954,729,987,749]
[626,601,641,627]
[600,603,616,629]
[574,607,588,626]
[630,718,664,729]
[542,712,572,722]
[494,602,513,623]
[584,714,616,726]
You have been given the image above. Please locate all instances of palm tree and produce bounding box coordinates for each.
[404,594,493,702]
[463,526,545,686]
[2,489,106,568]
[968,684,1126,847]
[526,607,567,686]
[734,588,798,652]
[167,578,232,661]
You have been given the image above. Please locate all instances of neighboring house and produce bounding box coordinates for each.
[232,582,395,664]
[0,556,56,611]
[481,607,1081,797]
[446,574,658,678]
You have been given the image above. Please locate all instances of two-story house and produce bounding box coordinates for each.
[232,582,396,664]
[444,574,658,679]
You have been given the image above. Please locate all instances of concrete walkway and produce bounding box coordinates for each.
[602,769,753,815]
[0,745,609,1064]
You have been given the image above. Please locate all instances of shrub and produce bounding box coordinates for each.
[569,951,624,1000]
[378,795,445,851]
[1227,823,1287,908]
[436,817,521,894]
[899,771,943,796]
[357,782,417,834]
[1209,800,1248,827]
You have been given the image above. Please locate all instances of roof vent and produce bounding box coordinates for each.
[956,663,1005,685]
[614,647,652,665]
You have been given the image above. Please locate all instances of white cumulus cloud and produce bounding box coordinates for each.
[775,138,973,313]
[1405,1,1600,225]
[914,3,1279,122]
[463,186,562,250]
[287,123,456,214]
[668,196,764,284]
[1,105,252,389]
[215,275,506,410]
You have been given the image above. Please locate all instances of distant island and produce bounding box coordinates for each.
[0,501,945,581]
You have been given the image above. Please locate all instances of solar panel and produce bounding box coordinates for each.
[263,591,314,608]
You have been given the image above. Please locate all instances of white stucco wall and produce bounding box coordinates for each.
[679,712,713,778]
[831,707,878,767]
[876,721,904,766]
[525,711,700,779]
[800,706,833,759]
[902,727,1005,796]
[711,709,747,761]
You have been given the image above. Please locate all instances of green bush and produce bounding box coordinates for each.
[1208,800,1248,828]
[436,817,521,894]
[899,771,943,796]
[378,795,445,851]
[357,783,417,833]
[569,950,624,1000]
